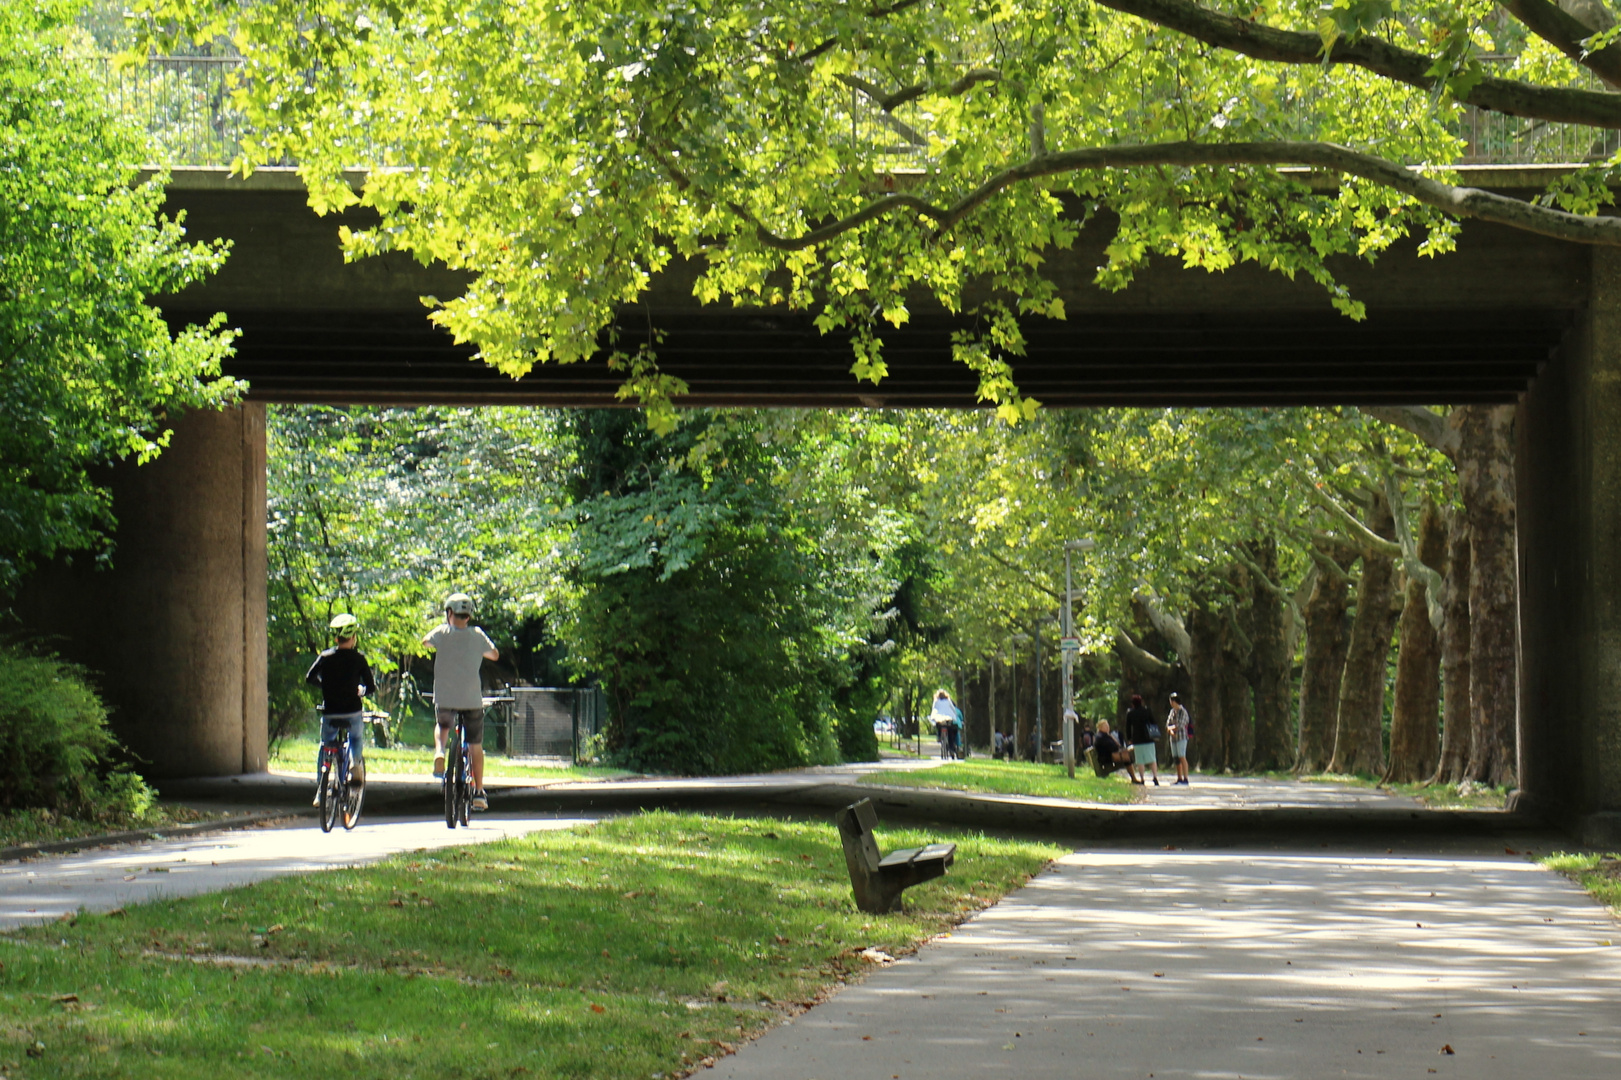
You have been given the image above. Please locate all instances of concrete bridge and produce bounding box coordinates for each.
[18,167,1621,841]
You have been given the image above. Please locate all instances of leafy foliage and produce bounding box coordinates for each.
[0,642,155,820]
[124,0,1611,418]
[266,406,571,738]
[0,0,235,592]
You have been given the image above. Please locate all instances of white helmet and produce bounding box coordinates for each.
[443,592,475,616]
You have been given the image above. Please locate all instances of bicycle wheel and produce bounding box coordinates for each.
[444,736,460,829]
[343,759,365,831]
[318,748,341,833]
[455,737,471,826]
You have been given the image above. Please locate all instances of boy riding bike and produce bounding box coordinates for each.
[422,592,499,811]
[306,613,375,803]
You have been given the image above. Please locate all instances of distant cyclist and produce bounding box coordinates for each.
[422,592,499,811]
[306,613,374,800]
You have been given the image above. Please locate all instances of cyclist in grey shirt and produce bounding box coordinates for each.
[423,592,499,810]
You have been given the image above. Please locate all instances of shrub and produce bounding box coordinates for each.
[0,643,155,821]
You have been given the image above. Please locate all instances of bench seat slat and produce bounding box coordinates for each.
[878,847,924,868]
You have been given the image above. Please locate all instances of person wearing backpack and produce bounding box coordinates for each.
[1124,693,1160,787]
[1166,692,1191,786]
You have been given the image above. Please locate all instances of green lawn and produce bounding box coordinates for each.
[1541,851,1621,919]
[0,812,1060,1079]
[270,737,629,782]
[859,758,1138,804]
[0,804,229,851]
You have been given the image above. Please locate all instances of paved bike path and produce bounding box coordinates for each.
[0,813,593,929]
[707,836,1621,1080]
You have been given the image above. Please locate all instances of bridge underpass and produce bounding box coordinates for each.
[17,168,1621,843]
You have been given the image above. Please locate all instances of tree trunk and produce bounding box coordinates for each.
[1432,510,1472,784]
[1385,502,1446,783]
[1296,546,1354,773]
[1186,601,1227,771]
[1330,493,1400,776]
[1247,537,1295,770]
[1455,405,1520,789]
[1219,633,1252,772]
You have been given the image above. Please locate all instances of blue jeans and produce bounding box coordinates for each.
[318,712,366,770]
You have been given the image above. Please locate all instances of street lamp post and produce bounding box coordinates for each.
[1062,538,1096,779]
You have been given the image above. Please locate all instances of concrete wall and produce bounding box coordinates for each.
[1519,246,1621,842]
[17,405,267,778]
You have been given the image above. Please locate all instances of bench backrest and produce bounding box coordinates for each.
[835,798,884,872]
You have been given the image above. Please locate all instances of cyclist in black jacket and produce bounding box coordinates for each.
[306,614,375,795]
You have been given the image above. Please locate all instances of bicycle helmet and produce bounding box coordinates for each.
[328,612,360,638]
[443,592,475,616]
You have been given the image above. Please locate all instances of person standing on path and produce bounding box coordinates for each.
[1124,693,1160,786]
[1166,692,1191,785]
[423,592,499,811]
[306,613,375,794]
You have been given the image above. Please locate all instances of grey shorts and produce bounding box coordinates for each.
[1133,742,1158,766]
[1171,738,1188,759]
[436,707,484,745]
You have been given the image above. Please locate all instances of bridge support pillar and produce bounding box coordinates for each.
[1519,247,1621,843]
[18,405,267,778]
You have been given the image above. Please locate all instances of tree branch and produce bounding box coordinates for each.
[1135,591,1193,657]
[1094,0,1621,126]
[1497,0,1621,87]
[1359,405,1459,457]
[982,548,1065,602]
[1113,629,1175,676]
[746,140,1621,251]
[1295,466,1406,556]
[1382,471,1447,631]
[1306,538,1358,584]
[835,69,1001,112]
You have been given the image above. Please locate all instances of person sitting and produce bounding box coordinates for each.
[1091,720,1131,777]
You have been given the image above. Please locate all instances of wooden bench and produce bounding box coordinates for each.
[834,798,956,914]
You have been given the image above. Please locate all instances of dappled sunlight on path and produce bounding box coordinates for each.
[708,841,1621,1079]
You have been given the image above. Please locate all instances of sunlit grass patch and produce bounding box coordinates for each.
[0,812,1060,1078]
[859,758,1137,804]
[1540,851,1621,918]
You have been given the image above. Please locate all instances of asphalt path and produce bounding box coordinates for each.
[706,836,1621,1080]
[0,813,593,929]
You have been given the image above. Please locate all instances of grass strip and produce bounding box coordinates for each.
[0,805,229,852]
[269,737,629,782]
[859,758,1137,804]
[0,811,1061,1078]
[1540,851,1621,918]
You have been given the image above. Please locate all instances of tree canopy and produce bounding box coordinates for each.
[136,0,1621,420]
[0,0,235,591]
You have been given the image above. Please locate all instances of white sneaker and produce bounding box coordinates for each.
[472,791,489,812]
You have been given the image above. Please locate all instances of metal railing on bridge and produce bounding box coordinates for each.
[104,55,1615,171]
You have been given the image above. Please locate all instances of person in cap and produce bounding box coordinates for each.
[422,592,499,810]
[1166,692,1191,785]
[305,613,375,801]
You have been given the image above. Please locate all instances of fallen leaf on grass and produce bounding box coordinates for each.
[388,899,405,908]
[52,994,79,1004]
[590,1004,605,1014]
[859,948,895,965]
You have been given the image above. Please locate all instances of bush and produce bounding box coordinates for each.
[0,643,155,821]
